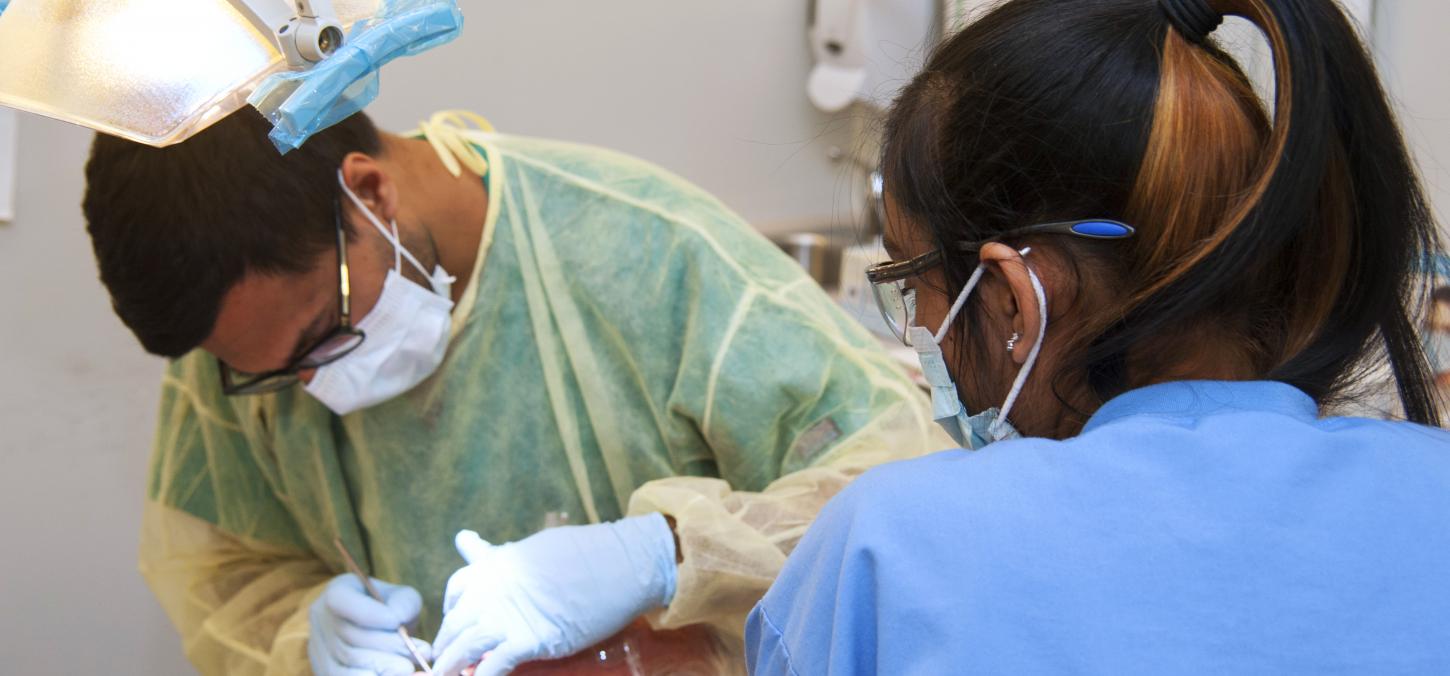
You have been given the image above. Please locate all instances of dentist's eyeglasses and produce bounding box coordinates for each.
[866,219,1135,346]
[219,203,367,395]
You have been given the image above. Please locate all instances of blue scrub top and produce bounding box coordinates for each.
[747,380,1450,675]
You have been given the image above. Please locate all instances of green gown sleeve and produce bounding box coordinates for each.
[629,272,953,643]
[139,356,331,675]
[463,133,954,644]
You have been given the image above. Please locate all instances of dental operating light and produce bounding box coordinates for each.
[0,0,378,147]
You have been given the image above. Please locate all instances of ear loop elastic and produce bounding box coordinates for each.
[337,169,435,280]
[932,265,988,345]
[929,246,1045,440]
[989,249,1047,439]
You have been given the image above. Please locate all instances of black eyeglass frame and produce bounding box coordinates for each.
[218,202,367,395]
[866,219,1136,284]
[865,219,1135,346]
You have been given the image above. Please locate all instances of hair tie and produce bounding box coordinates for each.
[1159,0,1223,45]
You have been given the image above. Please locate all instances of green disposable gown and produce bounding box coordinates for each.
[139,130,948,674]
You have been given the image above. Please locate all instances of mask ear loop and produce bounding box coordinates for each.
[336,169,435,279]
[934,265,988,345]
[387,217,403,272]
[989,249,1047,440]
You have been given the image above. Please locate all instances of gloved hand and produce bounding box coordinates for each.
[308,573,434,676]
[431,513,678,676]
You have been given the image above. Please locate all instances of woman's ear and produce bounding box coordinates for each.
[979,242,1044,365]
[340,152,400,222]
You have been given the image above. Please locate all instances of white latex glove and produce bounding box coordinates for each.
[308,574,433,676]
[432,513,678,676]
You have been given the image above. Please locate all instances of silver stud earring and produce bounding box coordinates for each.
[1006,332,1021,353]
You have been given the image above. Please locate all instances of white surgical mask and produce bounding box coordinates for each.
[909,248,1047,449]
[305,172,457,415]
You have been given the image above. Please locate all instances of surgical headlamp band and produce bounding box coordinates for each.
[1159,0,1223,45]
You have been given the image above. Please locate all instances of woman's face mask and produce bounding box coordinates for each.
[303,171,457,416]
[909,248,1048,449]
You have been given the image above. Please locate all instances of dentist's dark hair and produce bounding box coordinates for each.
[882,0,1443,425]
[83,108,381,358]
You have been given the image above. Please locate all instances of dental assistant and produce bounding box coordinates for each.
[747,0,1450,672]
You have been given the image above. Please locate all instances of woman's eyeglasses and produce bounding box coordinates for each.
[865,219,1135,346]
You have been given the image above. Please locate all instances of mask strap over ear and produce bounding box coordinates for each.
[336,169,432,279]
[935,265,987,345]
[990,248,1047,439]
[386,217,403,271]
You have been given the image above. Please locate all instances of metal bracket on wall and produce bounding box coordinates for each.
[0,108,15,223]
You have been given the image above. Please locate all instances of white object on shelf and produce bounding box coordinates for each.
[806,0,939,113]
[0,107,15,223]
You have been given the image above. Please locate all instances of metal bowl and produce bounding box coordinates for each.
[774,232,843,290]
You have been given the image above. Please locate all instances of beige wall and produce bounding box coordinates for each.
[365,1,858,235]
[1375,0,1450,239]
[0,113,187,673]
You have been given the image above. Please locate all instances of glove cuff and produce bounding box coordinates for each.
[613,513,679,609]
